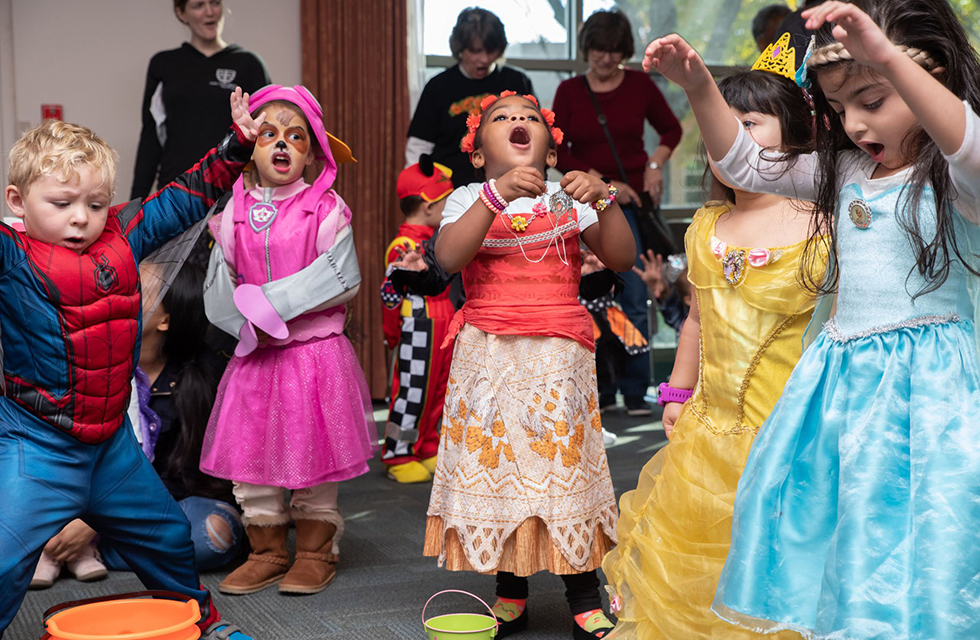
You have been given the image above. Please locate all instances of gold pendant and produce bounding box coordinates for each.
[722,249,746,286]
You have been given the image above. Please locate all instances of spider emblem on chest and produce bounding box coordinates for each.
[93,254,118,293]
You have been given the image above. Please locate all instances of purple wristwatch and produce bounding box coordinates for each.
[657,382,693,407]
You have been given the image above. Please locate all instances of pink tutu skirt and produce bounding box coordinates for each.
[201,334,377,489]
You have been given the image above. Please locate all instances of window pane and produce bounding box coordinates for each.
[582,0,801,66]
[642,78,703,208]
[423,0,569,59]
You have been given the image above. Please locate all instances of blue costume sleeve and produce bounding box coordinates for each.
[116,125,254,263]
[0,222,15,275]
[0,222,26,394]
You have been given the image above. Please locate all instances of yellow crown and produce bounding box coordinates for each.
[751,32,796,82]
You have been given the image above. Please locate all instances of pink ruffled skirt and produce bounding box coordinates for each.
[201,334,377,489]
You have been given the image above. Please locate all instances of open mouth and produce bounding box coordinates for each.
[63,237,85,250]
[509,126,531,147]
[272,152,292,172]
[863,142,884,161]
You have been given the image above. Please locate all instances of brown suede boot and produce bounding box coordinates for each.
[219,523,290,595]
[278,518,339,594]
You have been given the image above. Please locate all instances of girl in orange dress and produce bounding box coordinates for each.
[423,90,635,640]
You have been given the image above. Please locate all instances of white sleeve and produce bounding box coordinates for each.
[405,136,436,168]
[439,184,480,228]
[203,243,246,339]
[943,100,980,224]
[261,226,362,320]
[713,117,822,202]
[576,198,598,231]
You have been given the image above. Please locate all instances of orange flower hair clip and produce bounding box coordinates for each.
[459,90,564,153]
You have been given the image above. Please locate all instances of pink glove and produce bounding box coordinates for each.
[233,284,289,356]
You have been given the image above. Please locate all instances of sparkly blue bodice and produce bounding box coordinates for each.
[833,175,974,337]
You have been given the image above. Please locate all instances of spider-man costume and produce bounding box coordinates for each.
[0,126,252,635]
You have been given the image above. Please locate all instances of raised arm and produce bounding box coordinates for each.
[643,35,740,165]
[644,34,820,201]
[120,88,265,262]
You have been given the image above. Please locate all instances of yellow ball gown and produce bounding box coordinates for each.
[602,203,827,639]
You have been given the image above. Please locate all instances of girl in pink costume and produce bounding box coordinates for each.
[201,84,375,596]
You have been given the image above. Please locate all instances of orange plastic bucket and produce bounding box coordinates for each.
[43,591,201,640]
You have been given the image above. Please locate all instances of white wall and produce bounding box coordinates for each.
[1,0,300,211]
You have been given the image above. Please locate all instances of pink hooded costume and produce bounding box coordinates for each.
[200,85,376,489]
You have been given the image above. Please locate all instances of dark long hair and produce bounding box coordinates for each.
[807,0,980,296]
[158,264,226,497]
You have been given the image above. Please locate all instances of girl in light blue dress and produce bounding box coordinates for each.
[642,1,980,638]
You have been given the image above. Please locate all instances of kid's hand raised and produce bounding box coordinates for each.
[494,166,547,202]
[560,171,608,205]
[642,35,713,92]
[803,2,897,71]
[391,242,428,273]
[230,87,267,141]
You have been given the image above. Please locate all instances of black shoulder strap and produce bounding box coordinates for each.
[582,75,630,184]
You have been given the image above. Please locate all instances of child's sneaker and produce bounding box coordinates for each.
[66,543,108,582]
[573,609,615,639]
[30,551,62,589]
[201,622,252,640]
[387,460,432,483]
[601,428,618,446]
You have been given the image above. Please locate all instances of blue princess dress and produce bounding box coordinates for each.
[707,102,980,640]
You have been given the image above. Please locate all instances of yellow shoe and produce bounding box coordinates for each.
[386,461,432,484]
[420,456,438,475]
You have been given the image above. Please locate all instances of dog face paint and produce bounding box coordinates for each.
[252,102,314,187]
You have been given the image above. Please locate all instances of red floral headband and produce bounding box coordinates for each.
[460,90,564,154]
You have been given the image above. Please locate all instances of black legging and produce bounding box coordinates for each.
[495,570,602,615]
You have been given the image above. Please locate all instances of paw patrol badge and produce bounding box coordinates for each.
[249,201,279,233]
[847,199,872,229]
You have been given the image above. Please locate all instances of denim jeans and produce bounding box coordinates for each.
[598,204,652,401]
[101,496,244,572]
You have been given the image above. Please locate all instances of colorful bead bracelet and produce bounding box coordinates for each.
[592,183,619,212]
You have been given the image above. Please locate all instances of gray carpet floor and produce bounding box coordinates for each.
[10,402,666,639]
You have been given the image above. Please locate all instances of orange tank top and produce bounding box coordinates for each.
[445,203,594,352]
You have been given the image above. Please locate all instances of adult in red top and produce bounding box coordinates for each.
[551,9,682,415]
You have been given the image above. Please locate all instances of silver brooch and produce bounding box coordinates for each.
[549,190,574,220]
[847,199,872,229]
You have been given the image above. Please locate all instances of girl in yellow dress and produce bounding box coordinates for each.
[601,50,830,639]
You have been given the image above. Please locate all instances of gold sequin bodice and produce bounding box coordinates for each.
[686,203,826,435]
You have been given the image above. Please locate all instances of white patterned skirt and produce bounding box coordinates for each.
[423,324,618,576]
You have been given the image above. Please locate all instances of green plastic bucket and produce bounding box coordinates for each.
[423,590,498,640]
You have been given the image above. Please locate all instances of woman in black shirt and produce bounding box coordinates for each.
[131,0,269,198]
